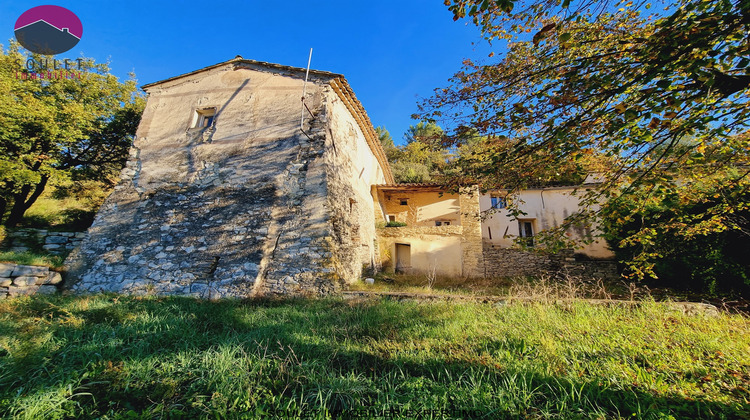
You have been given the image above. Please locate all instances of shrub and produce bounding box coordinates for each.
[600,178,750,297]
[385,221,407,227]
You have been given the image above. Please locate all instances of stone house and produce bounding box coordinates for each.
[372,184,484,278]
[66,56,393,297]
[65,57,616,297]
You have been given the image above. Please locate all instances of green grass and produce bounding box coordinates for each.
[0,251,65,269]
[17,195,97,231]
[0,295,748,419]
[350,272,514,296]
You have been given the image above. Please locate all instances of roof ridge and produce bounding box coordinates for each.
[141,56,342,89]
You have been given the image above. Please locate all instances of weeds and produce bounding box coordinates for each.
[425,260,438,290]
[506,274,615,302]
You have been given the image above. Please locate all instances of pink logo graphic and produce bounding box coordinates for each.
[14,5,83,55]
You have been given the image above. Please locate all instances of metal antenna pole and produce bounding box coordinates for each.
[300,48,313,130]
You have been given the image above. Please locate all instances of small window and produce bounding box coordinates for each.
[491,196,506,209]
[518,220,535,247]
[435,220,451,226]
[399,199,408,206]
[388,215,396,222]
[192,108,216,129]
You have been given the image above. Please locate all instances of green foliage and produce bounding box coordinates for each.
[375,126,399,162]
[600,169,750,296]
[0,295,748,418]
[421,0,750,276]
[384,220,407,227]
[0,41,144,227]
[13,179,111,230]
[17,192,101,231]
[379,123,451,183]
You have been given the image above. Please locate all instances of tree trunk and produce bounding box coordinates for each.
[0,196,7,226]
[4,176,49,227]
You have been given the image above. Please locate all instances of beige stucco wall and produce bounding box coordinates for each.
[480,188,614,259]
[375,187,484,277]
[380,191,461,227]
[135,62,325,190]
[377,227,464,277]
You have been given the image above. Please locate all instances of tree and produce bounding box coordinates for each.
[418,0,750,283]
[599,161,750,295]
[392,123,451,183]
[0,42,144,227]
[375,126,400,162]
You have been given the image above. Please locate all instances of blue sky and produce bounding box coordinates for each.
[0,1,495,145]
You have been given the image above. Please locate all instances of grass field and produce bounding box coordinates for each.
[0,251,66,269]
[0,294,748,419]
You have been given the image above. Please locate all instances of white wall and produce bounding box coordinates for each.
[480,188,614,259]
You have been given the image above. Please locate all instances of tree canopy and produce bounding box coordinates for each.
[0,42,144,227]
[376,123,451,183]
[417,0,749,290]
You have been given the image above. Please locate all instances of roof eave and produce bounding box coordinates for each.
[329,77,395,184]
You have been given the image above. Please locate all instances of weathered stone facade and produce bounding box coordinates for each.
[0,263,62,299]
[65,57,391,297]
[458,187,484,278]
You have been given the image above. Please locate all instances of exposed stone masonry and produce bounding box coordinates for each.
[253,99,342,296]
[482,243,618,280]
[66,183,274,297]
[63,60,386,298]
[0,263,62,299]
[459,187,485,278]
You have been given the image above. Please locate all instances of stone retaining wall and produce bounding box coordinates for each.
[0,263,62,298]
[482,243,619,280]
[3,229,86,254]
[482,245,555,277]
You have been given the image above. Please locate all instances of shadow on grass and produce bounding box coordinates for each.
[0,295,746,419]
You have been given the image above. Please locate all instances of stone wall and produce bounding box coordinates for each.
[324,83,388,282]
[3,229,86,254]
[65,63,339,298]
[65,59,391,298]
[252,100,342,296]
[482,242,619,280]
[458,187,485,278]
[482,244,554,278]
[560,257,619,280]
[0,263,62,298]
